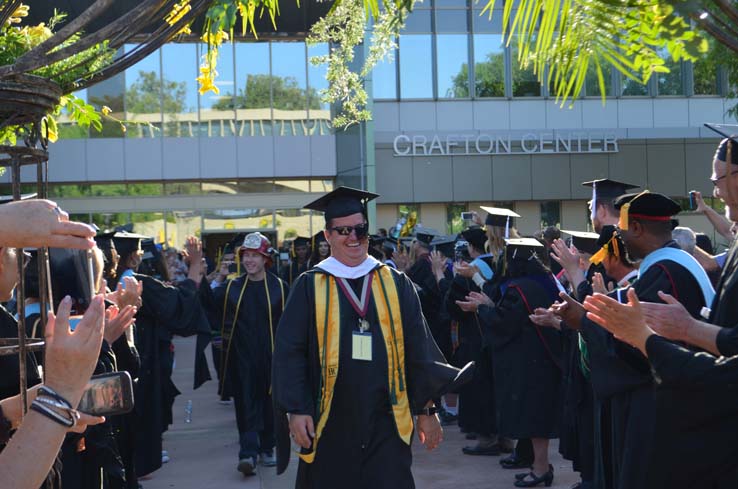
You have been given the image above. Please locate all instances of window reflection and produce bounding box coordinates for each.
[90,212,130,231]
[165,210,202,248]
[621,75,649,96]
[437,34,469,98]
[307,43,332,135]
[373,46,398,100]
[274,180,311,192]
[400,35,433,98]
[472,8,503,33]
[201,180,275,194]
[271,42,309,136]
[234,42,272,136]
[540,201,560,228]
[584,62,612,97]
[435,9,468,32]
[124,45,162,138]
[693,38,719,95]
[276,209,312,246]
[402,10,431,33]
[88,49,125,138]
[199,42,236,137]
[510,39,540,97]
[656,49,684,95]
[164,182,202,195]
[203,208,275,231]
[473,34,505,97]
[446,203,466,235]
[131,212,166,244]
[161,44,198,137]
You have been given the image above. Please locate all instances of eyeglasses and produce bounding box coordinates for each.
[328,223,369,238]
[711,170,738,186]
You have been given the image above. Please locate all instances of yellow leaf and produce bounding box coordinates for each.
[101,106,112,116]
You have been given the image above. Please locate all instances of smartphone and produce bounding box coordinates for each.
[77,371,135,416]
[688,191,697,210]
[461,211,474,220]
[279,252,289,261]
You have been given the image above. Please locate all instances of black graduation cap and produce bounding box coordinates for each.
[414,227,440,248]
[431,235,457,257]
[705,123,738,166]
[461,227,487,251]
[614,191,681,231]
[561,230,601,255]
[304,186,380,222]
[582,179,639,219]
[369,234,385,247]
[292,236,310,248]
[589,225,624,265]
[504,237,544,260]
[480,206,520,233]
[112,230,150,258]
[312,230,327,247]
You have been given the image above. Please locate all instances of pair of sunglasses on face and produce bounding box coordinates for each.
[328,222,369,238]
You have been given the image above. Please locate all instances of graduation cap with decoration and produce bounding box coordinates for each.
[304,186,380,223]
[461,227,487,251]
[614,191,682,231]
[705,123,738,166]
[582,179,639,221]
[589,225,625,265]
[504,237,544,262]
[561,229,601,255]
[480,206,520,238]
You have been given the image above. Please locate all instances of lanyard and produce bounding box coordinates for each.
[335,273,374,330]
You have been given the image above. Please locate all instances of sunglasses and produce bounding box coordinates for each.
[328,223,369,238]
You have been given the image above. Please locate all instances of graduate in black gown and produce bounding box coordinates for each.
[281,236,310,286]
[200,232,288,475]
[458,238,563,487]
[112,232,211,481]
[272,187,472,489]
[308,231,330,269]
[552,192,714,489]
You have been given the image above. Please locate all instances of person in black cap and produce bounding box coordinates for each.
[281,236,311,286]
[549,191,714,489]
[308,231,330,269]
[458,238,563,487]
[582,179,639,233]
[272,186,472,489]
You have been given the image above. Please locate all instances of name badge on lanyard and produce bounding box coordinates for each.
[336,275,374,362]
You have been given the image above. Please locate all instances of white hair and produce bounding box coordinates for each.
[672,226,696,255]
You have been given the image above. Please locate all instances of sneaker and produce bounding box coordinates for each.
[161,450,170,464]
[259,452,277,467]
[237,457,256,476]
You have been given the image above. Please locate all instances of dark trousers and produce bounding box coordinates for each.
[234,393,275,460]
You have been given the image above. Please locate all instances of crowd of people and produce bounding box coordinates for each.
[2,133,738,489]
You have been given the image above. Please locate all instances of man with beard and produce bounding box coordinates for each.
[549,191,714,489]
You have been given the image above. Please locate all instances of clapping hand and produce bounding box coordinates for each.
[456,291,492,312]
[592,272,615,295]
[529,307,562,330]
[549,292,586,330]
[583,289,655,355]
[454,261,478,279]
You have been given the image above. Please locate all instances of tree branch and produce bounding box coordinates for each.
[692,12,738,54]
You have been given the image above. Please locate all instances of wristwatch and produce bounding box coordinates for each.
[417,406,438,416]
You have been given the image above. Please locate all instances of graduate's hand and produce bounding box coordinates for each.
[583,289,655,356]
[694,190,708,213]
[529,307,562,330]
[392,249,409,272]
[430,251,446,278]
[454,261,478,279]
[103,304,137,345]
[108,276,142,310]
[550,239,580,274]
[288,414,315,450]
[417,414,443,450]
[638,291,694,343]
[591,272,615,295]
[549,292,585,330]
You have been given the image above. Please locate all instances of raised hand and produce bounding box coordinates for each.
[0,200,96,249]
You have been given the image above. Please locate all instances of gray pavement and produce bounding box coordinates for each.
[143,337,577,489]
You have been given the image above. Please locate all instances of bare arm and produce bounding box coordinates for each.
[695,191,734,241]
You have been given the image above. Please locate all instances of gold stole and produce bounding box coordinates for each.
[300,266,413,464]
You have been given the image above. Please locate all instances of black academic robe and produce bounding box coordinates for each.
[477,275,562,439]
[444,266,496,437]
[272,265,464,489]
[579,242,707,489]
[281,261,309,287]
[200,272,287,431]
[406,256,452,360]
[130,274,211,478]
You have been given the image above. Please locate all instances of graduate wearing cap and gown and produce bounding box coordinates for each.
[272,187,473,489]
[468,238,562,487]
[308,231,331,269]
[445,227,499,454]
[113,232,212,480]
[200,233,288,473]
[282,237,311,286]
[567,192,713,489]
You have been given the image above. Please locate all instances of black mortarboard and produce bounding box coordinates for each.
[369,234,385,247]
[583,178,639,221]
[614,191,681,231]
[705,123,738,165]
[94,230,116,249]
[292,236,310,248]
[304,186,380,223]
[112,230,149,258]
[504,237,544,260]
[589,225,624,265]
[312,230,327,248]
[461,227,487,251]
[431,235,457,257]
[415,227,440,247]
[480,206,519,237]
[561,230,601,255]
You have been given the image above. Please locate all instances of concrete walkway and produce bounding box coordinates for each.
[143,337,577,489]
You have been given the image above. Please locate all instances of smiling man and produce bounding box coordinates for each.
[272,186,471,489]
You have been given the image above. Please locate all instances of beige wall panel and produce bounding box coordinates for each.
[685,141,720,196]
[420,203,448,233]
[376,204,398,232]
[452,156,494,202]
[561,200,588,231]
[492,155,532,201]
[515,201,540,235]
[646,143,686,197]
[608,144,647,190]
[570,154,609,199]
[413,157,454,202]
[531,154,571,200]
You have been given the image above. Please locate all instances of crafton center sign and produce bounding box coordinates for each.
[393,132,620,157]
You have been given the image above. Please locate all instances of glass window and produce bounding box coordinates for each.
[161,44,198,137]
[402,10,431,33]
[395,204,420,238]
[49,184,91,198]
[472,9,504,33]
[307,43,331,135]
[164,182,202,195]
[124,45,162,138]
[435,0,467,7]
[540,201,560,228]
[90,212,130,231]
[126,183,164,196]
[693,39,719,95]
[89,184,128,197]
[656,49,683,95]
[473,34,505,97]
[276,209,312,245]
[310,180,334,192]
[203,208,275,232]
[373,47,398,99]
[274,180,311,192]
[59,89,90,139]
[621,75,649,96]
[584,61,612,97]
[437,34,470,98]
[271,42,309,136]
[399,35,433,98]
[199,42,236,137]
[446,203,466,235]
[435,10,468,33]
[201,180,275,194]
[131,212,166,244]
[165,210,202,249]
[511,40,541,97]
[88,54,125,139]
[234,42,272,136]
